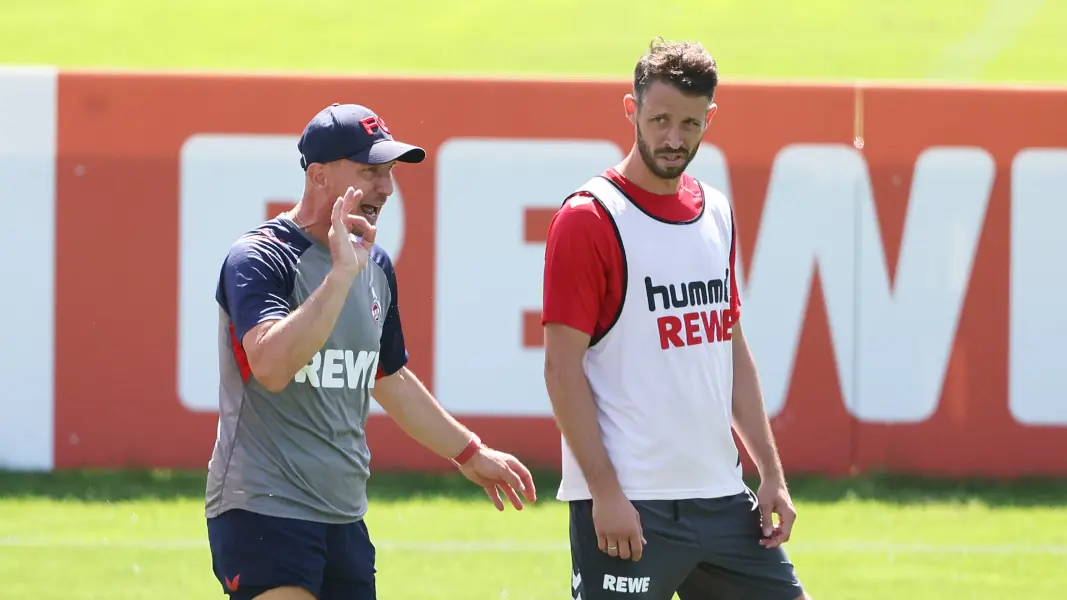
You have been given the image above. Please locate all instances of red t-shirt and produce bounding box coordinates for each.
[542,168,741,341]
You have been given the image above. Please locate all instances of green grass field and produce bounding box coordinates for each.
[2,1,1066,598]
[1,470,1066,599]
[1,0,1065,84]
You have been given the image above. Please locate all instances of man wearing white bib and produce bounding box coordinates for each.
[541,38,810,600]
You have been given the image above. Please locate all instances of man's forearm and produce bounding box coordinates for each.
[545,361,622,497]
[249,270,354,391]
[373,366,472,459]
[732,326,786,483]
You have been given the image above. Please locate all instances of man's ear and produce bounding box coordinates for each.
[306,163,328,188]
[624,93,638,125]
[706,103,718,126]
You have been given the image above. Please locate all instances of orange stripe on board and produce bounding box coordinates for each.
[524,208,556,243]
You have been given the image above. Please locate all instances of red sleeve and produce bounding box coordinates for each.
[729,208,742,321]
[541,193,615,337]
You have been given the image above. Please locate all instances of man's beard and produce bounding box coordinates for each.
[636,126,698,180]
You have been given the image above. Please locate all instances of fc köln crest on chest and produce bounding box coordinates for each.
[370,287,382,323]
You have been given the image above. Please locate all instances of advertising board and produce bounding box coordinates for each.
[1,68,1064,476]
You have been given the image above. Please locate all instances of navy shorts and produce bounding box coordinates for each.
[207,508,377,600]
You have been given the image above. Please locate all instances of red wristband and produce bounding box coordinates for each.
[450,435,482,467]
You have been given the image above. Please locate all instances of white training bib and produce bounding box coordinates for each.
[557,175,746,502]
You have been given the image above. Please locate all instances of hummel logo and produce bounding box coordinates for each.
[572,571,582,590]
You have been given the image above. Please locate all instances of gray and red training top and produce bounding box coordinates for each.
[205,216,407,524]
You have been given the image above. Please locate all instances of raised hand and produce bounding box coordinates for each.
[328,186,377,279]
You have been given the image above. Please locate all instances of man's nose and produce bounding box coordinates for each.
[376,173,394,196]
[663,127,685,149]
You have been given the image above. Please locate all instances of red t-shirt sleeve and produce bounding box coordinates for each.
[729,204,742,322]
[541,193,614,337]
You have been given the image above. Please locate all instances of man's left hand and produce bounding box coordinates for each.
[459,447,538,511]
[756,478,797,549]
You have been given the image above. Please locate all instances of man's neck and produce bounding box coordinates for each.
[282,200,329,246]
[617,149,682,196]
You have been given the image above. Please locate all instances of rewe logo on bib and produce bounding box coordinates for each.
[294,349,380,390]
[645,272,735,350]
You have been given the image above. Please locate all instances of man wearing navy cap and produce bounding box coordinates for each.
[204,103,538,600]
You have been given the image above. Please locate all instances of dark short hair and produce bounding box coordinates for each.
[633,38,719,104]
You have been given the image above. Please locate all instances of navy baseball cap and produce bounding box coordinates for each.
[297,103,426,170]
